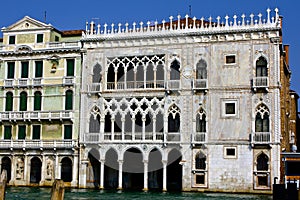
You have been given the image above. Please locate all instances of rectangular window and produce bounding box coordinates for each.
[225,55,236,64]
[64,125,72,139]
[36,34,43,43]
[9,35,15,44]
[7,62,15,79]
[224,146,237,159]
[18,125,26,139]
[32,125,41,139]
[55,36,59,42]
[222,99,238,118]
[21,61,29,78]
[35,61,43,78]
[4,126,12,139]
[225,103,235,115]
[195,174,205,184]
[66,59,75,76]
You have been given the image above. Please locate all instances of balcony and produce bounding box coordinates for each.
[84,132,164,144]
[0,111,73,122]
[0,139,77,150]
[251,132,271,146]
[32,78,43,87]
[63,77,75,86]
[18,78,29,88]
[252,77,269,91]
[166,80,181,91]
[3,79,14,88]
[192,79,208,91]
[87,83,102,94]
[191,132,206,145]
[105,80,165,91]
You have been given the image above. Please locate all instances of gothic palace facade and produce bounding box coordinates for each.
[0,8,298,194]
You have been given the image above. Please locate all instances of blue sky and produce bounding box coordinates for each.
[1,0,299,106]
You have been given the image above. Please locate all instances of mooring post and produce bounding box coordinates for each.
[50,179,65,200]
[0,170,7,200]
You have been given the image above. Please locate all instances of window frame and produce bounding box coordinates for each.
[32,125,41,140]
[18,125,26,140]
[21,61,29,78]
[4,125,12,140]
[35,61,43,78]
[64,124,73,139]
[36,34,44,43]
[8,35,16,45]
[65,90,73,110]
[66,59,75,77]
[5,92,13,111]
[224,146,237,159]
[222,99,239,118]
[34,91,42,111]
[7,62,15,79]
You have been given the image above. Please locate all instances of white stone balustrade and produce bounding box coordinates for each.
[83,8,280,38]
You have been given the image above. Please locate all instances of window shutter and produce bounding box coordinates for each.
[21,62,29,78]
[7,62,15,79]
[18,126,26,139]
[64,125,72,139]
[35,61,43,77]
[32,125,40,139]
[67,59,75,76]
[4,126,12,139]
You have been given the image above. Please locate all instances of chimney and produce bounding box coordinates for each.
[284,45,289,66]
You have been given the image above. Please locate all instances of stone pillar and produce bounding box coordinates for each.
[58,162,62,180]
[118,160,123,190]
[72,155,78,186]
[40,155,46,185]
[55,155,59,179]
[24,157,29,184]
[143,160,148,191]
[100,160,105,189]
[10,157,15,185]
[162,160,167,192]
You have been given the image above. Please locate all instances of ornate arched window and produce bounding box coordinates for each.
[196,108,206,132]
[195,152,206,170]
[257,153,269,171]
[196,59,207,79]
[89,106,101,133]
[256,56,268,77]
[255,104,269,132]
[168,104,180,132]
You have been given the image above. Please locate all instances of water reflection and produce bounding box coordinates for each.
[5,187,272,200]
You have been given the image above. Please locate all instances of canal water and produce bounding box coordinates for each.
[5,187,272,200]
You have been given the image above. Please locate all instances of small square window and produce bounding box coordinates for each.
[36,34,44,43]
[226,55,235,64]
[9,35,15,44]
[55,36,59,42]
[225,103,235,115]
[224,146,237,159]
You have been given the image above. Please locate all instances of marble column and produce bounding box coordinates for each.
[100,159,105,189]
[162,160,167,192]
[143,160,148,191]
[118,160,123,190]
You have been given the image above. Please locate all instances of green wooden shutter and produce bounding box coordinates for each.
[21,62,29,78]
[35,61,43,77]
[4,126,12,139]
[5,92,13,111]
[34,92,42,111]
[18,125,26,139]
[19,92,27,111]
[9,36,15,44]
[65,90,73,110]
[66,59,75,76]
[7,62,15,79]
[32,125,40,139]
[36,34,43,43]
[64,125,72,139]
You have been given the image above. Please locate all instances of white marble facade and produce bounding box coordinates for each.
[78,9,281,193]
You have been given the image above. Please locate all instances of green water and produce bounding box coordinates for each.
[5,187,272,200]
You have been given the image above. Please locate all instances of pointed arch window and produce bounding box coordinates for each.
[196,59,207,80]
[255,104,269,132]
[170,60,180,80]
[257,153,269,171]
[195,152,206,170]
[168,105,180,132]
[65,90,73,110]
[34,91,42,111]
[5,92,13,111]
[256,57,268,77]
[196,108,206,132]
[89,107,101,133]
[19,91,27,111]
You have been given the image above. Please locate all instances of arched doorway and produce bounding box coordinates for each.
[61,157,72,182]
[30,157,42,184]
[1,157,11,182]
[167,149,182,191]
[104,148,118,189]
[148,148,163,190]
[123,148,143,190]
[87,149,100,188]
